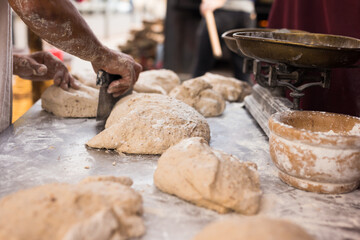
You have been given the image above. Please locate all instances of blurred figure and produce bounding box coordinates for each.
[268,0,360,116]
[192,0,256,81]
[163,0,202,74]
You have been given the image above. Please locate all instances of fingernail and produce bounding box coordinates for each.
[36,65,47,76]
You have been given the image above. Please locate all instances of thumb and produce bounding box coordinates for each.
[23,56,48,76]
[31,62,47,76]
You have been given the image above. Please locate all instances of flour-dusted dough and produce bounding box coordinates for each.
[0,176,145,240]
[193,217,315,240]
[202,72,252,102]
[72,68,98,89]
[169,77,225,117]
[134,69,180,94]
[87,93,210,154]
[154,137,261,215]
[41,83,99,117]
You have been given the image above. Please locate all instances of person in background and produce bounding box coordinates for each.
[192,0,256,81]
[268,0,360,116]
[0,0,142,133]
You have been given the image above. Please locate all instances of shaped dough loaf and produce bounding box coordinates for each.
[87,93,210,154]
[0,176,145,240]
[169,77,226,117]
[193,217,314,240]
[154,137,261,215]
[134,69,180,94]
[41,83,98,117]
[72,68,98,89]
[202,73,252,102]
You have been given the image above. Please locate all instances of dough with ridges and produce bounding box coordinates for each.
[201,72,252,102]
[72,68,98,89]
[87,93,210,154]
[154,137,261,215]
[134,69,180,94]
[169,77,226,117]
[0,176,144,240]
[41,82,98,118]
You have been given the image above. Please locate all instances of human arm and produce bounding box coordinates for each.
[200,0,227,15]
[13,51,79,90]
[8,0,142,96]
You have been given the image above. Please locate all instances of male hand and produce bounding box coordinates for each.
[200,0,227,15]
[13,51,79,90]
[91,47,142,97]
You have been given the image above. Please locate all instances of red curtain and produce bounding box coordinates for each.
[268,0,360,116]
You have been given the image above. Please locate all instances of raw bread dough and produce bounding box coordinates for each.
[193,217,315,240]
[72,68,98,89]
[87,93,210,154]
[169,78,226,117]
[202,72,252,102]
[0,176,145,240]
[41,82,99,118]
[134,69,180,94]
[154,137,261,215]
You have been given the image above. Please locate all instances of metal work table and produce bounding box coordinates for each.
[0,101,359,240]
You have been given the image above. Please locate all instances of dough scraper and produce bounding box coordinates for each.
[96,70,132,121]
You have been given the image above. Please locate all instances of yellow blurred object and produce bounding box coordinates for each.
[12,76,53,123]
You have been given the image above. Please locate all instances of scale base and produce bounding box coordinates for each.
[244,84,292,136]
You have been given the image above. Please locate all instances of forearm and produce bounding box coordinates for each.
[9,0,106,62]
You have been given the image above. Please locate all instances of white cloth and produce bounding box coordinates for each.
[0,1,13,133]
[222,0,255,13]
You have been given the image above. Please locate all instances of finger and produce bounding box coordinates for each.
[108,79,130,94]
[53,71,68,90]
[130,67,136,86]
[54,74,62,86]
[35,64,48,76]
[53,71,63,86]
[68,73,80,90]
[109,84,130,96]
[112,86,131,97]
[19,56,48,76]
[112,92,126,98]
[134,62,142,83]
[60,78,69,90]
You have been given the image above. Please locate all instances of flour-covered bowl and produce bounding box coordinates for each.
[268,110,360,194]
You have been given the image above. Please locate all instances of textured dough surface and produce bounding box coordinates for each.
[193,217,315,240]
[169,78,226,117]
[154,137,261,214]
[0,176,145,240]
[41,83,98,117]
[72,68,98,89]
[134,69,180,94]
[202,73,252,102]
[87,93,210,154]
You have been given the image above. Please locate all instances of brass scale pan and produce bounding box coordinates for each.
[222,28,360,68]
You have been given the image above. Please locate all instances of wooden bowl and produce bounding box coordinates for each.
[268,111,360,194]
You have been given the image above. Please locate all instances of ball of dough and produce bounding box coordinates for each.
[169,77,226,117]
[202,73,252,102]
[0,176,145,240]
[87,93,210,154]
[72,69,98,89]
[41,83,99,118]
[154,137,261,215]
[134,69,180,94]
[193,217,315,240]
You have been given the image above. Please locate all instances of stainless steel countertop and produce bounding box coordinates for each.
[0,101,359,240]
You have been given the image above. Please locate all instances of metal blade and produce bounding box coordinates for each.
[96,86,118,121]
[96,70,133,121]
